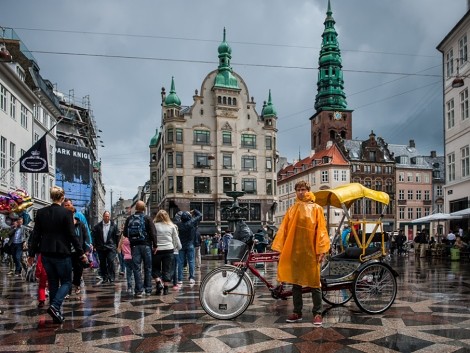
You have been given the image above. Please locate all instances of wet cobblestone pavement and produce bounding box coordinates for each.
[1,254,470,352]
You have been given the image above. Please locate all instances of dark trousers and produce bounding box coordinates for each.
[152,250,174,282]
[71,252,84,287]
[42,255,72,310]
[11,243,23,274]
[97,248,116,282]
[292,284,322,315]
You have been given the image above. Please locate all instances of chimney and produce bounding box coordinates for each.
[409,139,415,148]
[430,150,436,158]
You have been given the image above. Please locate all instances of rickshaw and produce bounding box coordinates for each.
[199,183,398,320]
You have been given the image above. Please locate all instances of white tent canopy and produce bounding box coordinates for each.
[412,212,462,223]
[450,208,470,217]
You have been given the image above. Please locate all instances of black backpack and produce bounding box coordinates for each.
[127,214,147,242]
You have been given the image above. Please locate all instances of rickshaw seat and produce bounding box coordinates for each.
[332,246,382,260]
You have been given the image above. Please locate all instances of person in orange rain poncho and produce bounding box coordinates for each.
[271,180,330,326]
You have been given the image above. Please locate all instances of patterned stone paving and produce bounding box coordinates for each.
[1,255,470,352]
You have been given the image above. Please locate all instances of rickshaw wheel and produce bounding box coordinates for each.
[322,288,353,306]
[352,262,397,314]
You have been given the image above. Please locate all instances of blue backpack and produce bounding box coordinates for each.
[127,214,147,242]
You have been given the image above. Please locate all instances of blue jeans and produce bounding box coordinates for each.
[42,255,72,311]
[178,244,195,282]
[124,259,137,291]
[11,243,23,274]
[131,245,153,294]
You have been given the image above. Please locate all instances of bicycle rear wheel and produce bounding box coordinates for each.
[322,288,353,306]
[199,265,254,320]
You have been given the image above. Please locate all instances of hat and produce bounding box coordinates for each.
[181,211,192,222]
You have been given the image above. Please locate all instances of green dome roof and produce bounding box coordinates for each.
[262,90,277,117]
[150,128,159,146]
[164,77,181,107]
[214,28,239,89]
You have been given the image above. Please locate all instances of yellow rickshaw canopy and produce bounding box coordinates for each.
[314,183,390,209]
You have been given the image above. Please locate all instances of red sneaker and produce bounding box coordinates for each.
[313,314,323,327]
[286,313,303,323]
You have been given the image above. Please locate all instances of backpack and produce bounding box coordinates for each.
[127,214,147,242]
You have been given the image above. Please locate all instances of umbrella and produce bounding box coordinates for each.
[450,208,470,217]
[412,212,462,223]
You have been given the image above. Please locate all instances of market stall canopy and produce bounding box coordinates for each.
[314,183,390,209]
[450,208,470,217]
[412,212,462,223]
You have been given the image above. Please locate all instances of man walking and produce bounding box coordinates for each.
[123,201,157,296]
[7,214,28,277]
[175,209,202,285]
[271,180,330,327]
[92,211,119,283]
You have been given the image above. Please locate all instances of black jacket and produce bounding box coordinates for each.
[123,212,158,247]
[92,220,119,251]
[30,203,84,258]
[73,219,90,253]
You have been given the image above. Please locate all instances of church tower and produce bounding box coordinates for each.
[310,0,352,151]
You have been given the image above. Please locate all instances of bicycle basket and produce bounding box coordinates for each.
[227,239,249,261]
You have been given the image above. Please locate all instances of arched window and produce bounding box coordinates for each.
[233,98,237,105]
[223,96,227,105]
[217,96,222,104]
[228,97,232,105]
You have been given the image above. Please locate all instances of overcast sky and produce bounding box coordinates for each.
[1,0,467,206]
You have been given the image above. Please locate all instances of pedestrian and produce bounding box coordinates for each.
[175,209,202,285]
[222,229,233,264]
[117,233,137,294]
[194,227,202,269]
[271,180,330,327]
[396,230,406,255]
[28,186,88,324]
[123,201,158,297]
[341,224,351,251]
[92,211,119,284]
[152,210,181,295]
[7,214,28,277]
[63,198,92,246]
[70,211,90,294]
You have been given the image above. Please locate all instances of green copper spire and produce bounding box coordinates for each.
[214,28,239,89]
[262,89,277,117]
[314,0,348,111]
[164,76,181,107]
[150,128,159,146]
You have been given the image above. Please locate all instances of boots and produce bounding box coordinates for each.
[155,279,163,295]
[163,285,169,295]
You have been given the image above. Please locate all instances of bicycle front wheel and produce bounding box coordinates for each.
[199,265,254,320]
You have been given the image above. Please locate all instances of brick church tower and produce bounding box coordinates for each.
[310,0,352,151]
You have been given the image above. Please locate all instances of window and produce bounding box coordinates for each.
[49,144,54,168]
[241,134,256,149]
[321,170,328,183]
[168,176,174,193]
[0,136,6,184]
[20,105,28,129]
[175,152,183,168]
[375,165,382,173]
[424,207,430,216]
[242,178,257,194]
[223,177,232,192]
[222,131,232,145]
[20,148,27,189]
[175,128,183,143]
[9,142,15,186]
[33,174,39,198]
[194,153,210,168]
[416,207,422,219]
[266,157,273,172]
[407,207,413,220]
[447,152,455,182]
[364,165,371,173]
[407,173,412,182]
[375,180,382,191]
[460,88,469,120]
[399,189,404,200]
[341,170,347,181]
[407,190,413,200]
[241,155,256,171]
[333,170,339,181]
[41,175,46,200]
[194,177,210,193]
[266,179,273,195]
[385,179,393,193]
[398,172,404,182]
[461,145,469,178]
[151,171,157,183]
[399,207,405,220]
[265,136,272,150]
[424,190,430,201]
[222,154,232,169]
[459,34,468,65]
[446,48,454,78]
[424,174,430,183]
[167,152,173,168]
[10,95,16,120]
[176,176,183,193]
[416,190,422,200]
[447,99,455,129]
[194,130,210,145]
[415,173,421,183]
[437,185,443,197]
[167,128,174,143]
[0,85,6,111]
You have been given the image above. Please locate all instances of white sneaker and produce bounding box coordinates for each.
[189,278,196,285]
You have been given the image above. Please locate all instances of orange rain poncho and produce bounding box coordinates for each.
[271,191,330,288]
